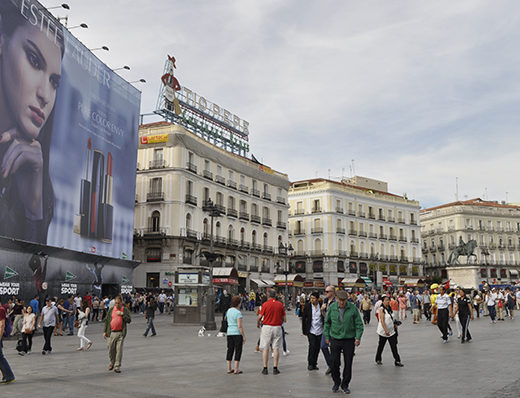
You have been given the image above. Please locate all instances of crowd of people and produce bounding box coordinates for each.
[0,290,174,383]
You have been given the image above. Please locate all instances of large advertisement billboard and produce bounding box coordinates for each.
[0,0,140,259]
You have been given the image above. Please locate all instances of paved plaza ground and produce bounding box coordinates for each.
[1,309,519,397]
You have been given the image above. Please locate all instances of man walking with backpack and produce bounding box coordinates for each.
[0,299,15,384]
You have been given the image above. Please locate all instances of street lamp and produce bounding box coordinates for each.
[130,79,147,84]
[278,242,294,310]
[203,198,222,330]
[47,3,70,10]
[113,65,131,72]
[90,46,109,52]
[69,23,88,29]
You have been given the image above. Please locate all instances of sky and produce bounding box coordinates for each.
[42,0,520,209]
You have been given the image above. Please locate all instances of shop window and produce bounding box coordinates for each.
[337,261,345,273]
[146,248,161,262]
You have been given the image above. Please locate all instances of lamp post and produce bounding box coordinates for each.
[90,46,109,52]
[203,199,221,330]
[47,3,70,10]
[278,242,294,310]
[113,65,131,72]
[130,79,147,84]
[69,23,88,29]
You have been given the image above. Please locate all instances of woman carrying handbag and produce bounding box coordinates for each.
[375,295,404,367]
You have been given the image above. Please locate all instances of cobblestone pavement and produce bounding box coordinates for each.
[1,310,518,397]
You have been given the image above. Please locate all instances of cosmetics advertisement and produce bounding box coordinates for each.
[0,0,140,260]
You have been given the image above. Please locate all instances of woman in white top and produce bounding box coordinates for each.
[76,302,92,351]
[375,295,403,367]
[20,306,36,355]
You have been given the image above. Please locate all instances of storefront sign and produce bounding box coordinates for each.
[213,277,239,285]
[121,285,133,294]
[140,134,169,145]
[178,273,199,284]
[60,283,78,295]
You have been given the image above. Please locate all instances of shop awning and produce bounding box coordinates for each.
[251,278,268,288]
[400,278,424,287]
[382,277,393,287]
[510,270,519,276]
[341,277,365,288]
[361,277,373,285]
[273,274,304,287]
[212,267,239,285]
[263,279,275,287]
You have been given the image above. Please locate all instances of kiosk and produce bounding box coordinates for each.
[174,266,210,325]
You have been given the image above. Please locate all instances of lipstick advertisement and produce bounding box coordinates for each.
[0,0,139,260]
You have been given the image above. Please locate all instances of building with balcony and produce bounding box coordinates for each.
[133,122,290,292]
[421,198,520,286]
[288,177,422,289]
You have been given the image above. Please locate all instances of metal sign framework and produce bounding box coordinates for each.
[155,58,250,156]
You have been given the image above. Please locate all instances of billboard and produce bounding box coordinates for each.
[0,0,140,259]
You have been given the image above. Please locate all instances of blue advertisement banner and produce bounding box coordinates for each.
[0,0,140,259]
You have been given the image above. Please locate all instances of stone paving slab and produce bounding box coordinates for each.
[1,311,518,397]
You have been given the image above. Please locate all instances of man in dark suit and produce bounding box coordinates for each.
[302,291,323,371]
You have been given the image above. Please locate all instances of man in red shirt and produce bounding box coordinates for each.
[0,299,15,383]
[257,290,286,375]
[103,296,131,373]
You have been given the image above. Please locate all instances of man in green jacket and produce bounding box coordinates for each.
[324,289,364,394]
[103,295,131,373]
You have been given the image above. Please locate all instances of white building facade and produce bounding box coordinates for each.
[288,177,423,289]
[133,122,290,292]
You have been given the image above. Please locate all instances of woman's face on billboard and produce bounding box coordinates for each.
[0,23,62,140]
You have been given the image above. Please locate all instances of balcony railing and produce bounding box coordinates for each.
[309,250,323,257]
[249,265,259,272]
[240,185,249,194]
[294,250,306,257]
[311,227,323,234]
[368,214,375,219]
[147,192,164,202]
[411,238,419,244]
[262,218,272,226]
[251,215,261,224]
[240,241,250,249]
[399,237,407,242]
[149,159,166,169]
[294,209,305,215]
[400,256,409,262]
[276,196,285,204]
[215,236,226,246]
[398,218,405,224]
[141,227,168,236]
[227,238,239,247]
[186,162,197,173]
[263,245,273,253]
[215,204,226,214]
[186,228,198,239]
[237,264,247,271]
[359,231,367,237]
[277,221,286,229]
[251,188,260,197]
[348,230,358,236]
[410,220,417,225]
[203,170,213,180]
[185,194,197,206]
[358,212,366,218]
[215,175,225,185]
[508,244,516,250]
[388,217,395,223]
[239,211,249,221]
[227,180,237,189]
[252,243,262,252]
[379,234,387,240]
[438,244,445,251]
[349,251,359,258]
[369,232,377,239]
[337,250,347,257]
[337,228,345,234]
[293,229,305,236]
[378,215,385,221]
[388,235,397,241]
[359,252,368,259]
[227,208,237,218]
[311,207,322,213]
[336,207,344,214]
[348,210,356,216]
[263,192,271,200]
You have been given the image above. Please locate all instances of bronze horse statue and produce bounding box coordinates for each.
[447,239,478,265]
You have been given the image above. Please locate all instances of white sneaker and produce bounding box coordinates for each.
[283,350,290,356]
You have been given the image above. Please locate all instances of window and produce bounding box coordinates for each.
[146,248,161,262]
[150,177,162,193]
[216,192,223,206]
[188,151,194,164]
[185,213,191,230]
[251,203,258,216]
[186,180,193,195]
[183,248,193,265]
[264,183,269,194]
[148,212,160,233]
[204,159,210,171]
[228,196,235,210]
[228,226,234,241]
[217,165,222,176]
[240,227,245,242]
[228,170,234,181]
[240,174,245,185]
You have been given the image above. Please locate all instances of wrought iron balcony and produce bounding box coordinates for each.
[185,194,197,206]
[294,209,305,215]
[227,180,237,189]
[227,208,237,218]
[336,207,344,214]
[149,159,166,169]
[251,215,261,224]
[293,229,305,236]
[311,227,323,234]
[337,228,345,234]
[311,207,322,213]
[147,191,164,202]
[215,175,226,185]
[348,230,358,236]
[277,196,286,204]
[203,170,213,180]
[239,211,249,221]
[263,192,271,200]
[186,162,197,173]
[251,188,260,197]
[277,221,286,229]
[262,218,272,226]
[240,185,249,193]
[348,210,356,216]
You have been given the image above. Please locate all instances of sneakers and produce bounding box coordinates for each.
[261,368,268,375]
[376,361,382,365]
[341,386,351,394]
[0,378,15,384]
[394,362,404,367]
[448,330,453,336]
[332,384,340,393]
[442,340,448,343]
[307,365,319,371]
[151,333,157,336]
[283,350,290,356]
[273,368,280,375]
[325,367,332,375]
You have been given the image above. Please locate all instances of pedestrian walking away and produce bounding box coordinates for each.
[104,295,132,373]
[375,295,403,367]
[0,299,15,384]
[257,290,286,375]
[77,302,92,351]
[225,296,246,374]
[324,289,364,394]
[38,298,59,354]
[143,296,158,337]
[302,292,323,371]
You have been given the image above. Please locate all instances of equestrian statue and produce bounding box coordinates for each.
[447,237,478,265]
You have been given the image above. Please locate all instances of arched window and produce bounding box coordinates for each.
[252,230,257,245]
[314,238,322,252]
[338,239,343,250]
[203,218,209,235]
[240,227,245,243]
[297,239,304,252]
[263,232,268,247]
[151,211,160,232]
[228,225,234,241]
[216,221,221,237]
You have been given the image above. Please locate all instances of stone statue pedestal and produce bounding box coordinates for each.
[447,266,479,290]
